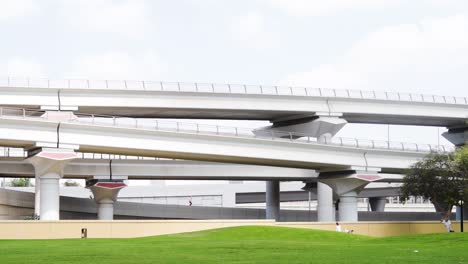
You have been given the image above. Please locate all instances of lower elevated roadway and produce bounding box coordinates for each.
[0,113,446,221]
[0,159,317,181]
[0,188,444,222]
[0,113,448,172]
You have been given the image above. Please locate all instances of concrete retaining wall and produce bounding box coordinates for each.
[0,220,460,239]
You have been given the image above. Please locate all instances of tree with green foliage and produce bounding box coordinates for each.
[8,178,33,187]
[402,146,468,219]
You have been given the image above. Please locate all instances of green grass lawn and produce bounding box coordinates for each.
[1,226,467,264]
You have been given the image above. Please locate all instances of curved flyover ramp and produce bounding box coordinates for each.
[0,109,452,172]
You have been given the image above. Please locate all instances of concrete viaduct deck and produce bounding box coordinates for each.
[0,80,467,127]
[0,111,448,172]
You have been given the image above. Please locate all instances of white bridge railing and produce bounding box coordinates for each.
[0,147,172,160]
[0,107,454,154]
[1,77,466,105]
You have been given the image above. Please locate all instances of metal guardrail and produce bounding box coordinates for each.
[0,107,454,154]
[0,147,172,160]
[1,77,467,105]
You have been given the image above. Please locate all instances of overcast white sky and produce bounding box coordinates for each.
[1,0,467,146]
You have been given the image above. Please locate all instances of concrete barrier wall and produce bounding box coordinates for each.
[0,220,275,239]
[279,221,461,237]
[0,220,460,239]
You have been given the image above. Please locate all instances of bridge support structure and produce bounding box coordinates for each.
[317,182,336,222]
[266,180,280,221]
[27,148,77,220]
[319,170,382,222]
[253,113,347,141]
[443,126,467,147]
[254,111,348,225]
[86,179,127,220]
[369,197,387,212]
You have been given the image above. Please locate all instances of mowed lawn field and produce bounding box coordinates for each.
[0,226,467,264]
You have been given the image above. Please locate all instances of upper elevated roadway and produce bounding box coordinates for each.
[0,78,467,127]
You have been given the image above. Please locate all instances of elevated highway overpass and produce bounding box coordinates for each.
[0,78,465,222]
[0,108,449,222]
[0,78,466,127]
[0,147,403,220]
[0,108,451,172]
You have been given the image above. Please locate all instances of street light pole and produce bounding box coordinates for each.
[308,190,311,221]
[460,200,464,233]
[458,187,464,233]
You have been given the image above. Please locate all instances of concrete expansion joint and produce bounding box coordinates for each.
[340,191,358,198]
[98,198,115,205]
[37,173,61,180]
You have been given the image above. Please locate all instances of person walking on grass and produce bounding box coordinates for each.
[442,217,454,232]
[335,222,342,232]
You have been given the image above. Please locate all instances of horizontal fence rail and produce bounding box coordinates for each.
[0,147,174,160]
[0,107,454,154]
[0,77,466,105]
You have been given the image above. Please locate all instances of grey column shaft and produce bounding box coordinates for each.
[266,180,280,221]
[98,200,114,220]
[40,175,60,220]
[317,182,335,222]
[34,176,40,216]
[338,192,358,222]
[456,205,468,220]
[369,197,386,212]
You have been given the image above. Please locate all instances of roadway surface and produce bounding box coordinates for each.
[0,113,441,172]
[0,82,467,126]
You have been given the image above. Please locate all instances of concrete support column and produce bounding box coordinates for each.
[34,176,41,216]
[369,197,386,212]
[266,180,280,221]
[39,173,60,220]
[97,199,115,220]
[338,191,358,222]
[319,170,383,222]
[87,180,127,220]
[27,148,77,220]
[317,182,335,222]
